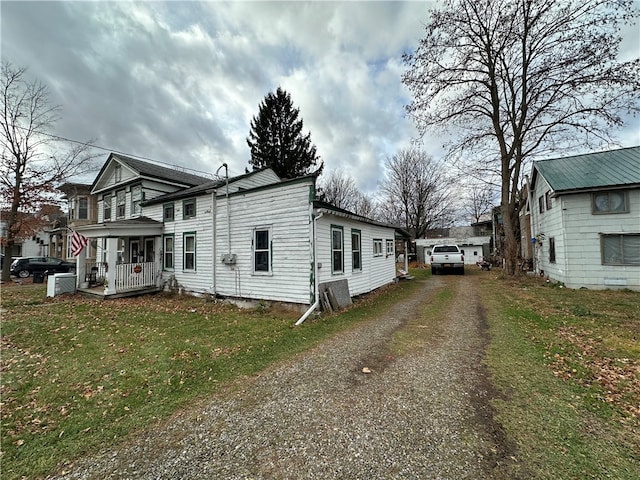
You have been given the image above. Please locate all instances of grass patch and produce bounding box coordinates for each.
[390,278,453,356]
[480,274,640,479]
[1,275,422,480]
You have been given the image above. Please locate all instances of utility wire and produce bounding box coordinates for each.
[12,125,217,178]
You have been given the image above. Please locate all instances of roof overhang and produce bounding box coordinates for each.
[74,218,163,238]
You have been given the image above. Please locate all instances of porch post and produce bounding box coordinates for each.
[155,236,163,288]
[76,247,87,288]
[104,237,118,295]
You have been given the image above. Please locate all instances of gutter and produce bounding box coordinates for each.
[295,211,324,326]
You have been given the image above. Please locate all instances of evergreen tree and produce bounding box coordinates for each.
[247,87,321,179]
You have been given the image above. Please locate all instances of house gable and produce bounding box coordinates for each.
[91,153,210,195]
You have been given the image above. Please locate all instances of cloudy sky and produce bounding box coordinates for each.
[2,1,639,195]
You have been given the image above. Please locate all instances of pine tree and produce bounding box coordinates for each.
[246,87,321,179]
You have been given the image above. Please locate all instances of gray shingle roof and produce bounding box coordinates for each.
[533,146,640,193]
[112,154,212,186]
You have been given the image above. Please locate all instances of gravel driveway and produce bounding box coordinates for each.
[51,274,510,480]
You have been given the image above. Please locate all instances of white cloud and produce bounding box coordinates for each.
[1,0,637,196]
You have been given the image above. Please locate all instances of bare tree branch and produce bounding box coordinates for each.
[403,0,640,273]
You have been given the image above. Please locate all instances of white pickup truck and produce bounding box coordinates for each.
[430,244,465,275]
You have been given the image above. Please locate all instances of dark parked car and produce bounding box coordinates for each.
[10,256,76,278]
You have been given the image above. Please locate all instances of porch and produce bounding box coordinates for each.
[78,261,162,298]
[74,218,164,298]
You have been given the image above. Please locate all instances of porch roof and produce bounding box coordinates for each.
[74,217,163,238]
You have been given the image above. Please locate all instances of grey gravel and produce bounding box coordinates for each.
[49,275,507,480]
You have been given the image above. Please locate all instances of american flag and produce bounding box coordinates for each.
[71,229,89,256]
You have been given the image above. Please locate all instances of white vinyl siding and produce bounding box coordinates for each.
[213,180,314,304]
[316,215,397,297]
[531,172,640,290]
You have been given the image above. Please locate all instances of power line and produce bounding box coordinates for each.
[13,125,218,179]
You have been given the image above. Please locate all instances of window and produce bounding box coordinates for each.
[253,228,271,273]
[163,203,174,221]
[386,239,394,257]
[545,191,552,210]
[549,237,556,263]
[183,198,196,219]
[163,235,174,269]
[78,197,88,220]
[373,239,383,256]
[103,195,112,221]
[114,164,122,183]
[331,226,344,274]
[131,185,142,216]
[183,233,196,270]
[351,230,361,271]
[116,190,126,218]
[538,196,545,214]
[601,234,640,265]
[592,191,628,214]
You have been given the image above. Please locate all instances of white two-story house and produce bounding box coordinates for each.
[75,153,409,309]
[529,145,640,291]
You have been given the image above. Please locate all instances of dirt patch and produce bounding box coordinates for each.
[472,298,524,479]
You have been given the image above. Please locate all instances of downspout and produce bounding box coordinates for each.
[295,211,324,326]
[224,164,230,256]
[211,189,217,295]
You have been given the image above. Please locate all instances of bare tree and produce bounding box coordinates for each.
[462,181,497,225]
[317,169,377,218]
[1,62,98,281]
[379,149,455,239]
[403,0,640,273]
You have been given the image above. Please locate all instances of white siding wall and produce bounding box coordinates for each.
[97,179,185,223]
[315,214,397,297]
[214,181,314,304]
[157,194,215,293]
[225,169,281,193]
[531,176,566,281]
[560,190,639,290]
[532,176,640,290]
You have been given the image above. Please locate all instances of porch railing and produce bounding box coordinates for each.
[114,262,157,292]
[84,261,107,284]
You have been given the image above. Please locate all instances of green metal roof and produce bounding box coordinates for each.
[533,146,640,193]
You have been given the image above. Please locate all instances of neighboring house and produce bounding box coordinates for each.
[74,153,407,308]
[529,145,640,291]
[54,183,99,261]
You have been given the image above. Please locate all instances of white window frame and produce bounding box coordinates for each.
[386,239,394,257]
[116,190,126,219]
[253,226,272,274]
[183,232,196,271]
[331,225,344,274]
[103,195,112,221]
[163,235,174,270]
[131,185,142,216]
[351,229,362,272]
[373,238,383,257]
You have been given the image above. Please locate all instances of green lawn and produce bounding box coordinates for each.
[480,274,640,479]
[0,274,427,480]
[2,270,638,480]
